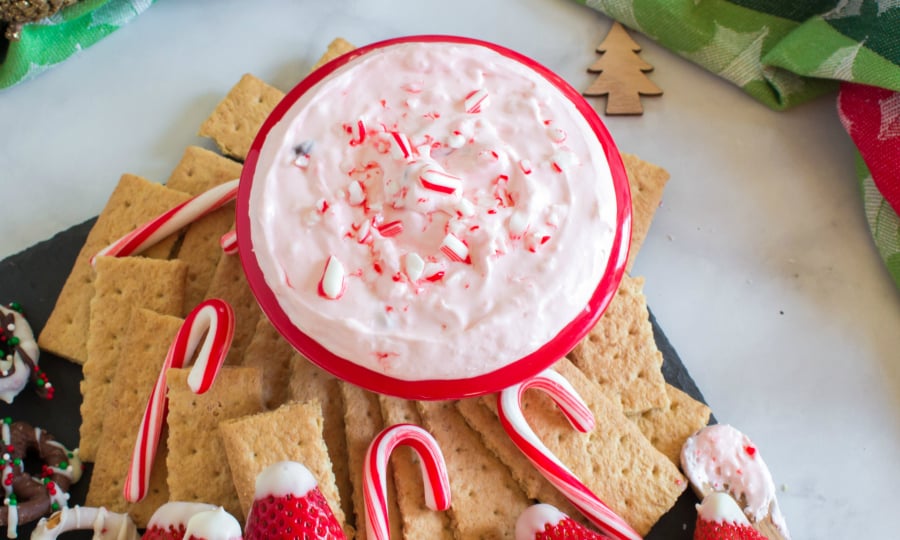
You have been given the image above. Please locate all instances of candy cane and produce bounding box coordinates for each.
[363,424,450,540]
[91,179,239,266]
[498,369,642,540]
[219,230,238,255]
[123,299,235,503]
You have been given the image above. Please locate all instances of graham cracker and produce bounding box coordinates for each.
[197,39,355,162]
[218,401,348,532]
[166,145,243,196]
[378,397,454,540]
[311,37,357,71]
[39,174,190,364]
[241,318,294,408]
[567,274,668,415]
[86,308,184,527]
[166,146,243,314]
[198,73,285,161]
[481,359,685,535]
[454,398,582,521]
[202,252,261,365]
[417,400,530,540]
[79,256,187,462]
[287,355,352,524]
[621,153,669,271]
[166,366,265,522]
[633,384,711,465]
[341,383,402,540]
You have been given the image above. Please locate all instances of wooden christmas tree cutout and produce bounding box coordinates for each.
[584,22,662,115]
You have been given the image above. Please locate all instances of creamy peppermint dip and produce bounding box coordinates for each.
[248,41,618,381]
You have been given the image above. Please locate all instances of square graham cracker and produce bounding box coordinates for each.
[166,366,265,521]
[202,252,261,365]
[621,153,669,271]
[311,37,357,71]
[79,256,187,462]
[39,174,190,364]
[455,398,582,521]
[287,354,352,524]
[86,308,184,527]
[417,400,531,540]
[198,74,285,161]
[341,383,403,540]
[633,384,711,465]
[197,39,354,162]
[482,359,685,535]
[166,146,243,314]
[379,397,454,540]
[241,318,295,409]
[567,274,668,415]
[218,401,349,534]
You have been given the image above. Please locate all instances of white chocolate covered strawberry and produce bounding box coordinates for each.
[141,502,241,540]
[515,503,605,540]
[243,461,346,540]
[681,424,790,540]
[693,493,766,540]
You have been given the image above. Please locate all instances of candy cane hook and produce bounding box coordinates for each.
[123,299,235,503]
[91,179,239,265]
[498,369,641,540]
[363,424,451,540]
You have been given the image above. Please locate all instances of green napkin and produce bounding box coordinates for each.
[578,0,900,288]
[0,0,155,90]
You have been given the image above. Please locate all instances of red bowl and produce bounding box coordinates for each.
[236,35,632,400]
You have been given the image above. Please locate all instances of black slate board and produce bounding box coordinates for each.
[0,218,709,539]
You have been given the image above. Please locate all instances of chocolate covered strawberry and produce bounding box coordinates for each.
[693,493,766,540]
[244,461,346,540]
[142,501,242,540]
[515,503,606,540]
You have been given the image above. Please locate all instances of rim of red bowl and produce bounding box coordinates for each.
[236,35,632,400]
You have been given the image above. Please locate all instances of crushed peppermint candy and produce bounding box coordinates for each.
[464,88,489,113]
[551,149,578,172]
[318,256,346,299]
[420,168,462,195]
[388,131,414,161]
[403,252,426,282]
[440,233,470,263]
[347,180,366,206]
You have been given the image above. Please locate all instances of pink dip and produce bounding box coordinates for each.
[248,41,618,381]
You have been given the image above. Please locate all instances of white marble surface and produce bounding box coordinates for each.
[1,0,899,537]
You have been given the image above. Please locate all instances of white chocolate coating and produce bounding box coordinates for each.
[514,503,567,540]
[696,492,751,525]
[249,41,618,381]
[0,305,39,404]
[254,461,317,499]
[681,424,791,539]
[183,507,242,540]
[31,506,138,540]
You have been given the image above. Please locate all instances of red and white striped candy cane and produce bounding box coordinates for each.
[91,179,239,265]
[363,424,450,540]
[219,230,239,255]
[498,369,642,540]
[123,299,235,503]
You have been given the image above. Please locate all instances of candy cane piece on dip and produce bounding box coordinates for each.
[498,369,642,540]
[90,179,239,266]
[123,299,235,503]
[364,424,451,540]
